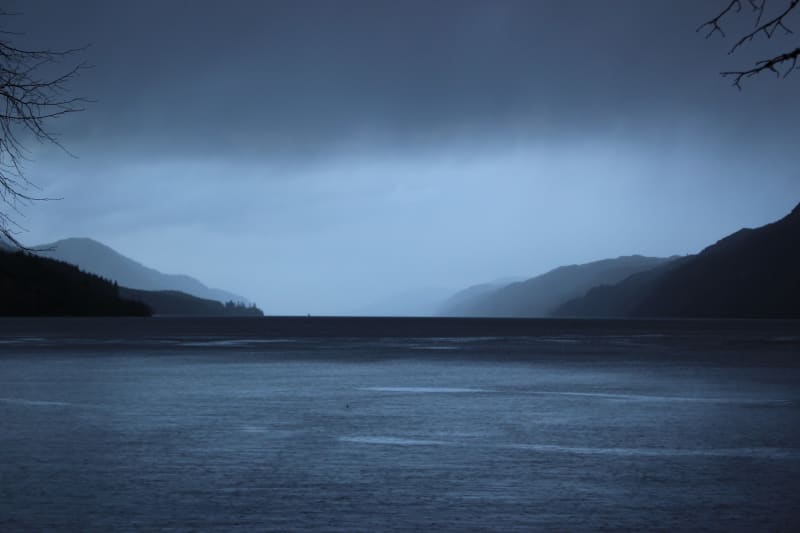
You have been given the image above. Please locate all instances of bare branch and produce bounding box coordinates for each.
[0,13,88,248]
[753,0,768,27]
[697,0,743,38]
[700,0,800,87]
[722,46,800,88]
[729,0,800,54]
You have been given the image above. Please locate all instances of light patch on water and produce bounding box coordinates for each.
[178,338,297,347]
[430,431,495,438]
[340,436,450,446]
[0,398,72,407]
[409,345,459,351]
[540,336,582,344]
[362,386,490,393]
[239,426,297,437]
[427,336,507,343]
[362,387,789,404]
[338,436,800,459]
[526,391,791,404]
[378,336,506,346]
[502,443,800,459]
[0,337,46,344]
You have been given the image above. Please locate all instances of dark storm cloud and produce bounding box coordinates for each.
[15,0,798,160]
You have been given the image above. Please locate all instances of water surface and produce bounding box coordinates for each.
[1,317,798,531]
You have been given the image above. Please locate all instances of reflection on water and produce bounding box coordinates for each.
[0,397,74,407]
[362,386,491,393]
[0,317,799,531]
[340,436,451,446]
[499,443,800,459]
[521,390,793,404]
[339,435,800,459]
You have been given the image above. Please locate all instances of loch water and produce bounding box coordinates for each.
[1,317,799,531]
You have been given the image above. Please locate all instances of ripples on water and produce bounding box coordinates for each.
[0,317,799,531]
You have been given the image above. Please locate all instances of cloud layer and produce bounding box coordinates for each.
[11,0,800,313]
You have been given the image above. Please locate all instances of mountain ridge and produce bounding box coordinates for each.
[119,287,263,317]
[37,237,249,305]
[440,255,675,317]
[0,249,151,316]
[0,248,264,317]
[556,202,800,318]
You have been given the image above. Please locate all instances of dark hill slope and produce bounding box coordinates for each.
[0,250,151,316]
[442,256,673,317]
[0,249,262,317]
[557,203,800,318]
[119,288,263,317]
[38,238,248,304]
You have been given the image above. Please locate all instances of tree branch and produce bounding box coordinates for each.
[697,0,744,38]
[699,0,800,87]
[722,46,800,88]
[0,14,88,250]
[729,0,800,54]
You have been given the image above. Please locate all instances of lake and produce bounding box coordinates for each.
[1,317,799,531]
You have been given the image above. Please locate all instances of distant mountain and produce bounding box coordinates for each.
[0,249,151,316]
[37,238,248,304]
[556,202,800,318]
[437,278,521,316]
[119,288,263,317]
[440,256,674,317]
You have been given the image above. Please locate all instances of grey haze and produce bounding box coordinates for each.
[9,0,800,314]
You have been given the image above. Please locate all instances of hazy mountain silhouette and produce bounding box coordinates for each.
[0,250,151,316]
[37,238,248,304]
[440,256,673,317]
[119,288,263,317]
[556,202,800,318]
[438,277,522,316]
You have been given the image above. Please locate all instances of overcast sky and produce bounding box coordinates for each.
[8,0,800,314]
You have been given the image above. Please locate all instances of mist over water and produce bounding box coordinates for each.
[1,318,798,531]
